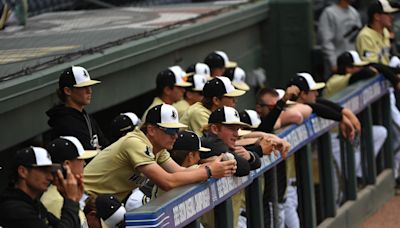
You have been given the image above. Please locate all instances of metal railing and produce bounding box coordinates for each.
[124,75,393,227]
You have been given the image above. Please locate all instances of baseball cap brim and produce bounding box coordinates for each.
[74,80,101,87]
[157,122,188,128]
[238,129,252,136]
[176,81,192,87]
[199,146,211,152]
[232,81,250,91]
[286,100,297,105]
[77,150,98,160]
[221,121,250,128]
[310,82,326,90]
[226,61,237,68]
[224,89,246,97]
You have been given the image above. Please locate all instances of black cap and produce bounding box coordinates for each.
[110,113,140,135]
[95,195,126,226]
[287,75,309,92]
[156,69,191,91]
[145,104,187,128]
[58,66,100,89]
[46,136,97,163]
[204,52,226,69]
[15,146,56,167]
[368,0,399,21]
[208,106,248,127]
[203,76,245,98]
[173,131,210,152]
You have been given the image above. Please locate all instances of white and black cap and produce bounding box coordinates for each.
[224,67,250,91]
[47,136,98,163]
[111,112,140,133]
[59,66,101,89]
[15,146,57,167]
[287,73,325,92]
[239,110,261,129]
[208,106,249,127]
[96,195,126,228]
[204,51,237,69]
[156,68,192,89]
[169,66,192,79]
[203,76,246,98]
[186,74,208,91]
[173,130,210,152]
[186,63,211,77]
[145,104,188,128]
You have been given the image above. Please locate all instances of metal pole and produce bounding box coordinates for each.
[381,93,394,169]
[340,135,357,201]
[295,144,317,228]
[215,198,233,228]
[359,106,377,185]
[318,132,336,217]
[246,177,264,228]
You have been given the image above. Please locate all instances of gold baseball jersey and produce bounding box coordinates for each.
[84,128,171,202]
[356,26,391,65]
[173,99,190,118]
[324,73,352,98]
[180,102,211,136]
[41,185,88,228]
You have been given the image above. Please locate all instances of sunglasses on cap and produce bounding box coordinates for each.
[158,126,180,135]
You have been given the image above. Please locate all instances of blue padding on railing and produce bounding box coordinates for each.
[124,75,390,228]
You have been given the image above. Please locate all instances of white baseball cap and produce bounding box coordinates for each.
[59,66,101,88]
[145,104,188,128]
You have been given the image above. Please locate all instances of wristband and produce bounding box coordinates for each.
[205,165,212,179]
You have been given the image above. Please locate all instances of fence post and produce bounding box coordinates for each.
[381,93,394,169]
[214,198,233,228]
[340,135,357,201]
[295,144,316,228]
[245,177,264,228]
[318,132,336,218]
[359,106,377,185]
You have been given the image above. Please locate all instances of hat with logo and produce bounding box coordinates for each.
[239,110,261,129]
[173,130,210,152]
[15,146,58,167]
[204,51,237,69]
[368,0,399,19]
[224,67,250,91]
[203,76,246,98]
[287,73,325,92]
[186,63,211,77]
[111,112,140,133]
[208,106,249,127]
[156,68,192,90]
[46,136,98,163]
[186,74,208,91]
[145,104,188,128]
[95,194,126,227]
[59,66,101,89]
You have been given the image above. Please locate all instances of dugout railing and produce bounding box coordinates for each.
[124,75,394,228]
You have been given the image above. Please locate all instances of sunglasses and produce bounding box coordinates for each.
[158,126,180,135]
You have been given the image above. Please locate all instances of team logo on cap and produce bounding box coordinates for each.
[83,70,89,77]
[171,110,177,120]
[234,111,239,118]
